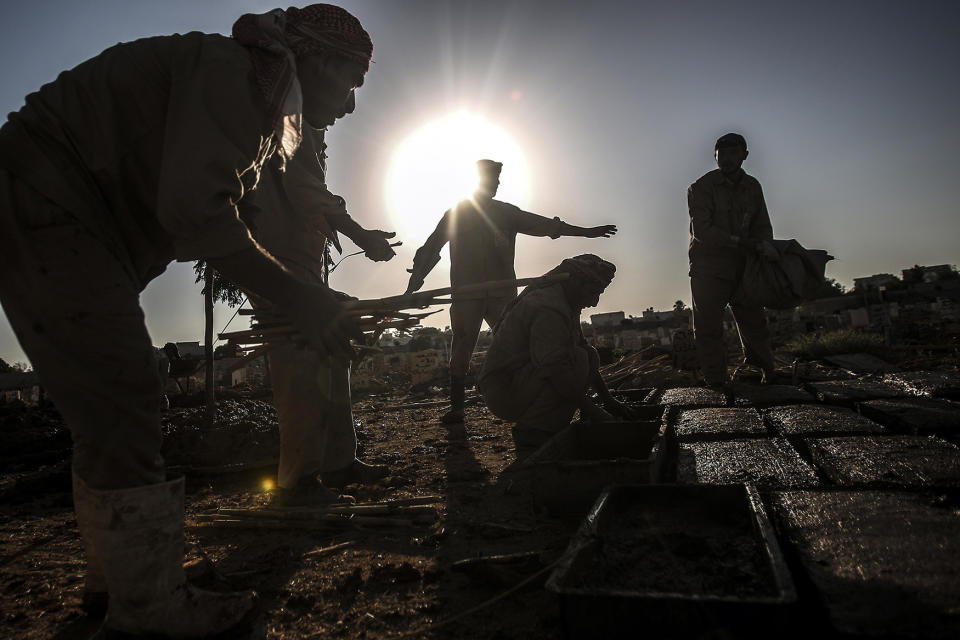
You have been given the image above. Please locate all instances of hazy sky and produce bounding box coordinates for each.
[1,0,959,366]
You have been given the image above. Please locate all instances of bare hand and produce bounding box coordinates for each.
[585,225,617,238]
[359,230,398,262]
[286,283,362,360]
[405,269,425,295]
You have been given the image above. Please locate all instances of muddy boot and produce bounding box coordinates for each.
[74,474,257,639]
[441,376,466,424]
[271,474,355,507]
[73,474,108,617]
[322,458,389,488]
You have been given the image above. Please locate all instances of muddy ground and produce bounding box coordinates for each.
[2,347,958,639]
[1,390,579,640]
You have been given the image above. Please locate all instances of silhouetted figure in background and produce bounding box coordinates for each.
[405,160,617,424]
[246,125,395,505]
[687,133,778,386]
[479,254,632,457]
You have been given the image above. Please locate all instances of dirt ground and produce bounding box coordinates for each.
[2,345,957,639]
[1,391,579,640]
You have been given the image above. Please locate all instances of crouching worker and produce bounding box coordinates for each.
[478,255,632,457]
[0,4,372,638]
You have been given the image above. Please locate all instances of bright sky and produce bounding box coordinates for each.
[1,0,959,366]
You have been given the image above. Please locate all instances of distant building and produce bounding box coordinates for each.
[590,311,625,327]
[853,273,899,292]
[0,371,41,404]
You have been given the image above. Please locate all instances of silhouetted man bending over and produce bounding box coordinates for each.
[406,159,617,423]
[687,133,778,386]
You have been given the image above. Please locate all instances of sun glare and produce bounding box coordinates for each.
[386,111,531,241]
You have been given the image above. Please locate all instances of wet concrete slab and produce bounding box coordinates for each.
[882,370,960,400]
[769,490,960,639]
[858,397,960,438]
[676,438,820,488]
[673,408,767,442]
[731,384,814,408]
[807,435,960,488]
[805,378,910,406]
[765,405,887,438]
[659,387,727,409]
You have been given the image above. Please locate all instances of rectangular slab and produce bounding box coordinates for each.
[882,370,960,400]
[807,435,960,488]
[805,378,910,406]
[676,438,820,488]
[858,398,960,437]
[770,490,960,638]
[524,420,665,517]
[731,384,814,407]
[765,405,886,438]
[547,484,797,639]
[673,407,767,442]
[660,387,727,408]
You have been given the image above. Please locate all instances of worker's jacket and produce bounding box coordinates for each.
[480,283,585,387]
[412,198,563,299]
[0,33,273,290]
[687,169,773,281]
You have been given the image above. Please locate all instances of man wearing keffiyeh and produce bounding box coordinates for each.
[478,255,635,457]
[0,5,373,637]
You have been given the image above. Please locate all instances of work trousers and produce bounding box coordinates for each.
[448,295,513,378]
[480,346,591,452]
[690,273,775,385]
[0,169,165,490]
[248,283,357,489]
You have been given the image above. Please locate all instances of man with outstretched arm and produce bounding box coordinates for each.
[405,160,617,424]
[687,132,779,387]
[0,5,373,638]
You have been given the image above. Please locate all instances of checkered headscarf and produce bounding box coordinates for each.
[233,4,373,161]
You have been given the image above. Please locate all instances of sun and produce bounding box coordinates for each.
[385,111,531,241]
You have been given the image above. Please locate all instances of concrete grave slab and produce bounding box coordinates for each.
[822,353,898,374]
[805,378,910,406]
[882,370,960,400]
[659,387,727,409]
[859,397,960,438]
[765,405,886,438]
[807,435,960,488]
[676,438,820,489]
[731,384,814,408]
[673,408,767,442]
[770,490,960,639]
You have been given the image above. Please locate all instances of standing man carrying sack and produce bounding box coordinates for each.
[687,132,779,387]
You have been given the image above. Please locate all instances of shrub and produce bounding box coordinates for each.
[786,328,888,360]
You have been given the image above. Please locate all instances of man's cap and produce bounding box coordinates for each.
[476,159,503,176]
[715,133,747,151]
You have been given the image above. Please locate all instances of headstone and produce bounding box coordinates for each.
[858,397,960,437]
[822,353,898,374]
[731,384,813,407]
[882,370,960,400]
[807,435,960,488]
[660,387,727,409]
[806,378,909,406]
[673,407,767,442]
[676,438,819,488]
[770,490,960,638]
[765,405,886,438]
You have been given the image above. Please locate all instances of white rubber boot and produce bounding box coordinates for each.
[73,474,255,639]
[72,473,108,615]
